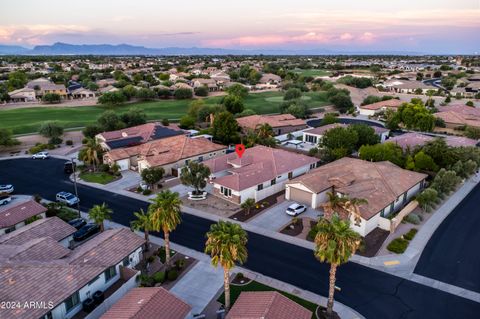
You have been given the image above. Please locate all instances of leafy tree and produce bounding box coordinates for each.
[194,85,209,97]
[7,71,28,90]
[321,127,358,159]
[413,151,438,172]
[156,88,171,99]
[141,167,165,190]
[120,108,147,127]
[350,124,380,149]
[226,84,248,98]
[82,124,103,139]
[285,103,308,119]
[212,111,239,144]
[314,214,360,317]
[223,95,244,114]
[441,76,457,90]
[0,129,20,147]
[329,92,354,113]
[39,121,64,144]
[421,139,456,169]
[241,198,256,215]
[179,115,196,129]
[98,91,127,105]
[463,160,478,177]
[321,113,338,126]
[180,162,211,195]
[42,93,61,104]
[283,88,302,101]
[174,88,193,99]
[359,143,405,167]
[149,190,182,265]
[135,88,156,101]
[236,109,256,118]
[205,221,248,311]
[337,75,373,88]
[465,126,480,139]
[384,108,401,130]
[121,84,137,100]
[130,209,153,252]
[430,169,461,196]
[88,203,113,232]
[416,188,439,212]
[97,111,125,131]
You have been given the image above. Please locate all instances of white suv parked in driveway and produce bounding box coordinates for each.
[286,203,307,216]
[56,191,80,206]
[32,152,50,159]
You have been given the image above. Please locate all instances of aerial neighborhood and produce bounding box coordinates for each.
[1,2,480,318]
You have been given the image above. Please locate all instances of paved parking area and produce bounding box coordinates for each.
[249,200,323,231]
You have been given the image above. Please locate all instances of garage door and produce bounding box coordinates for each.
[289,187,313,207]
[117,159,129,171]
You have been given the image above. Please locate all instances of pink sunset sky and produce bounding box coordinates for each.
[0,0,479,53]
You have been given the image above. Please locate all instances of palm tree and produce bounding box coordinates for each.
[256,123,274,140]
[344,197,368,227]
[149,190,182,265]
[314,214,360,318]
[130,208,153,252]
[205,221,248,312]
[240,198,255,215]
[82,138,102,172]
[322,191,348,217]
[88,203,112,231]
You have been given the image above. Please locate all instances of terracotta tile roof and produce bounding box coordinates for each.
[435,105,480,128]
[236,114,306,130]
[443,136,478,147]
[303,123,347,136]
[99,123,183,146]
[1,237,70,262]
[287,157,427,220]
[360,99,403,110]
[0,199,47,228]
[0,217,76,245]
[226,291,312,319]
[101,287,191,319]
[387,132,477,149]
[204,146,318,191]
[68,228,144,267]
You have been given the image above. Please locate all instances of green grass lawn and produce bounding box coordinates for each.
[79,171,117,184]
[294,69,331,77]
[218,280,318,319]
[1,91,329,135]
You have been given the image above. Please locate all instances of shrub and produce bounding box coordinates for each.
[29,144,47,154]
[47,143,56,150]
[161,118,170,126]
[404,214,421,225]
[138,274,154,287]
[142,189,152,196]
[147,255,155,263]
[167,269,179,281]
[98,163,110,172]
[82,138,88,144]
[235,272,245,281]
[194,86,209,97]
[175,259,186,270]
[307,227,318,241]
[136,186,143,193]
[403,228,418,241]
[174,88,193,99]
[157,247,166,263]
[49,137,63,145]
[153,271,166,283]
[387,238,409,254]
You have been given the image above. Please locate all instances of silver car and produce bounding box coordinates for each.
[32,151,50,159]
[286,203,307,216]
[0,184,14,194]
[56,191,80,206]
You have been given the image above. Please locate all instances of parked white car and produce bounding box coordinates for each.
[32,152,50,159]
[0,184,14,194]
[56,191,80,206]
[0,195,12,206]
[286,203,307,216]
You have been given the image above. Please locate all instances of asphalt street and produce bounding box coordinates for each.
[1,158,479,319]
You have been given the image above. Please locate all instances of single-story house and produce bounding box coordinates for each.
[387,132,478,150]
[358,99,404,116]
[99,85,120,94]
[303,123,390,144]
[259,73,282,85]
[192,78,218,91]
[382,80,433,94]
[285,157,427,236]
[8,87,36,102]
[70,87,96,99]
[100,287,191,319]
[0,199,47,235]
[104,134,227,174]
[226,291,312,319]
[0,226,144,319]
[237,114,308,136]
[96,123,184,151]
[434,105,480,129]
[204,145,319,204]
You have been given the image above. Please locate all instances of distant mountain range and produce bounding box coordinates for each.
[0,42,425,56]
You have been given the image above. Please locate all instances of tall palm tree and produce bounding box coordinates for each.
[322,191,348,217]
[205,221,248,312]
[149,190,182,265]
[314,214,360,318]
[130,208,153,252]
[88,202,112,231]
[256,123,274,140]
[82,138,102,172]
[344,197,368,227]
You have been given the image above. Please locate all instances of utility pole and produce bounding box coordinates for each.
[71,158,81,218]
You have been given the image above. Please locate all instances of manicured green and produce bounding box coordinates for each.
[387,238,409,254]
[217,280,318,319]
[403,228,418,241]
[293,68,331,77]
[79,172,117,184]
[1,91,330,134]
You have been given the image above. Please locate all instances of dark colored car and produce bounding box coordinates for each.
[73,223,100,241]
[68,218,87,230]
[64,161,77,174]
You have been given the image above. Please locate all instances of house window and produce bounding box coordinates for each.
[220,186,232,197]
[270,179,276,186]
[185,159,190,165]
[288,172,293,179]
[104,266,117,282]
[65,292,80,313]
[257,184,263,191]
[4,226,15,234]
[309,163,316,169]
[198,156,204,162]
[122,256,131,267]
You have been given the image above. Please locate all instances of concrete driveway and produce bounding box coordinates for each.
[249,200,323,231]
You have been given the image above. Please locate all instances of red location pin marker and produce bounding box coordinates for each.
[235,144,245,158]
